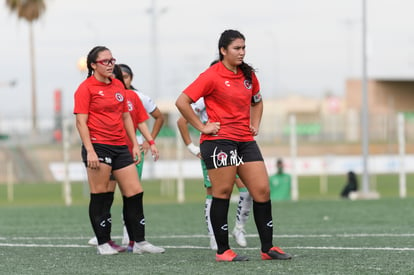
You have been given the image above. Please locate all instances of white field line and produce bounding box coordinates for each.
[285,246,414,251]
[0,243,91,248]
[1,233,414,250]
[0,243,414,251]
[6,233,414,240]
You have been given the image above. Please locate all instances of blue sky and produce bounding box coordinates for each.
[2,0,414,120]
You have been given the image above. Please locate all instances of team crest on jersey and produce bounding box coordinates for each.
[127,100,133,111]
[115,92,124,102]
[244,80,252,90]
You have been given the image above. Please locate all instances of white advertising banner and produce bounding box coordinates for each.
[49,154,414,181]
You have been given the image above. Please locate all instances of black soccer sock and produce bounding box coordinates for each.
[89,192,114,245]
[122,197,132,241]
[210,197,230,254]
[253,200,274,252]
[123,192,145,243]
[102,191,115,213]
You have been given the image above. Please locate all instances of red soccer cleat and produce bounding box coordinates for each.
[216,249,249,262]
[261,246,292,260]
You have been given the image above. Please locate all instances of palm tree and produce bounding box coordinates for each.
[6,0,46,133]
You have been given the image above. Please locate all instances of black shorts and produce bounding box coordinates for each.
[200,139,264,170]
[81,143,134,171]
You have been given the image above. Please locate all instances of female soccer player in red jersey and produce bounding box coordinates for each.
[176,30,292,262]
[177,97,253,250]
[86,64,161,252]
[74,46,164,255]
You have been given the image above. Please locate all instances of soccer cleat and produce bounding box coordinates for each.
[216,249,249,262]
[122,225,129,246]
[261,246,292,260]
[108,240,126,253]
[132,241,165,254]
[209,235,218,250]
[88,237,125,252]
[127,240,135,252]
[232,226,247,247]
[97,242,119,255]
[88,236,98,246]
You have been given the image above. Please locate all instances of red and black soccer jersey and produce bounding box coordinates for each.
[183,61,261,143]
[124,89,149,152]
[74,76,129,145]
[126,89,149,128]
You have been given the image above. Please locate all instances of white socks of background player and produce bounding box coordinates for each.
[207,191,252,232]
[235,190,252,228]
[205,197,214,236]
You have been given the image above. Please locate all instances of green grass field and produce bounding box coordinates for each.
[0,176,414,274]
[1,173,414,205]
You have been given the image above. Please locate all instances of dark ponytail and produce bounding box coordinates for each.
[119,63,137,90]
[112,64,127,88]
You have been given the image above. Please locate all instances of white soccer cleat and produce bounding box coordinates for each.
[132,241,165,254]
[232,226,247,247]
[122,225,129,246]
[209,235,218,250]
[97,242,119,255]
[88,236,98,246]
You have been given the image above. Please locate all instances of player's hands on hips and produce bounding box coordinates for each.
[203,121,220,136]
[250,125,259,136]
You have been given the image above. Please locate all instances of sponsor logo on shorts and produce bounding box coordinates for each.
[210,147,244,168]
